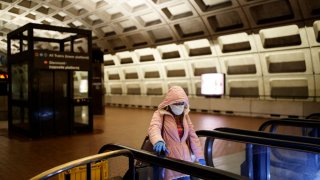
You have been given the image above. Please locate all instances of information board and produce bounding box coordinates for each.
[34,50,90,71]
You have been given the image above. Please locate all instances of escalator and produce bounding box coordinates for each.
[258,117,320,137]
[196,128,320,180]
[256,116,320,179]
[31,143,246,180]
[31,115,320,180]
[99,144,247,180]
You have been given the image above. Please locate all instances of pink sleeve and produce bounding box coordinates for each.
[148,110,164,145]
[186,115,204,160]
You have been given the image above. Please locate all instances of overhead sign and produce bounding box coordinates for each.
[34,50,90,71]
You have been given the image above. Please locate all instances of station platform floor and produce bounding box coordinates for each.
[0,106,268,180]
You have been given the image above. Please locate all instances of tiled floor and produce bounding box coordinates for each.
[0,107,268,180]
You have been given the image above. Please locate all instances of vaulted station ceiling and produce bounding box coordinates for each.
[0,0,319,54]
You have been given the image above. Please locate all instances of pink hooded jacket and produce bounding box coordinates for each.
[148,86,204,180]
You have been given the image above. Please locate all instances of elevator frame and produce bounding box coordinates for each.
[7,23,93,137]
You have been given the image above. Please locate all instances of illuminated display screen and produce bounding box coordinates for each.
[201,73,225,96]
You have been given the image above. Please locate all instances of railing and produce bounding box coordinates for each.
[257,117,320,172]
[30,149,135,180]
[214,127,320,144]
[197,128,320,180]
[196,128,320,167]
[306,113,320,120]
[258,118,320,132]
[98,143,248,180]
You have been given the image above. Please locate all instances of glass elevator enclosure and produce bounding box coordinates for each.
[7,23,93,137]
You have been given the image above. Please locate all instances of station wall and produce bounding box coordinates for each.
[103,21,320,118]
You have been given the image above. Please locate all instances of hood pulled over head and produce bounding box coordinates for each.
[158,86,189,110]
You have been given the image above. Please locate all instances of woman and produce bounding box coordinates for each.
[148,86,205,180]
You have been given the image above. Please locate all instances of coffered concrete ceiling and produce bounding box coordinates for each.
[0,0,319,54]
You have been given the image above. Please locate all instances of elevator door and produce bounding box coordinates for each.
[38,71,70,136]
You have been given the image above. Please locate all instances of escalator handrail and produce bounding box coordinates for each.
[98,143,248,180]
[214,127,320,145]
[30,149,135,180]
[279,117,320,121]
[306,113,320,120]
[258,117,320,168]
[196,129,320,167]
[215,127,320,166]
[259,118,320,131]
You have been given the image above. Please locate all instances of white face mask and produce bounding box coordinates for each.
[169,104,185,115]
